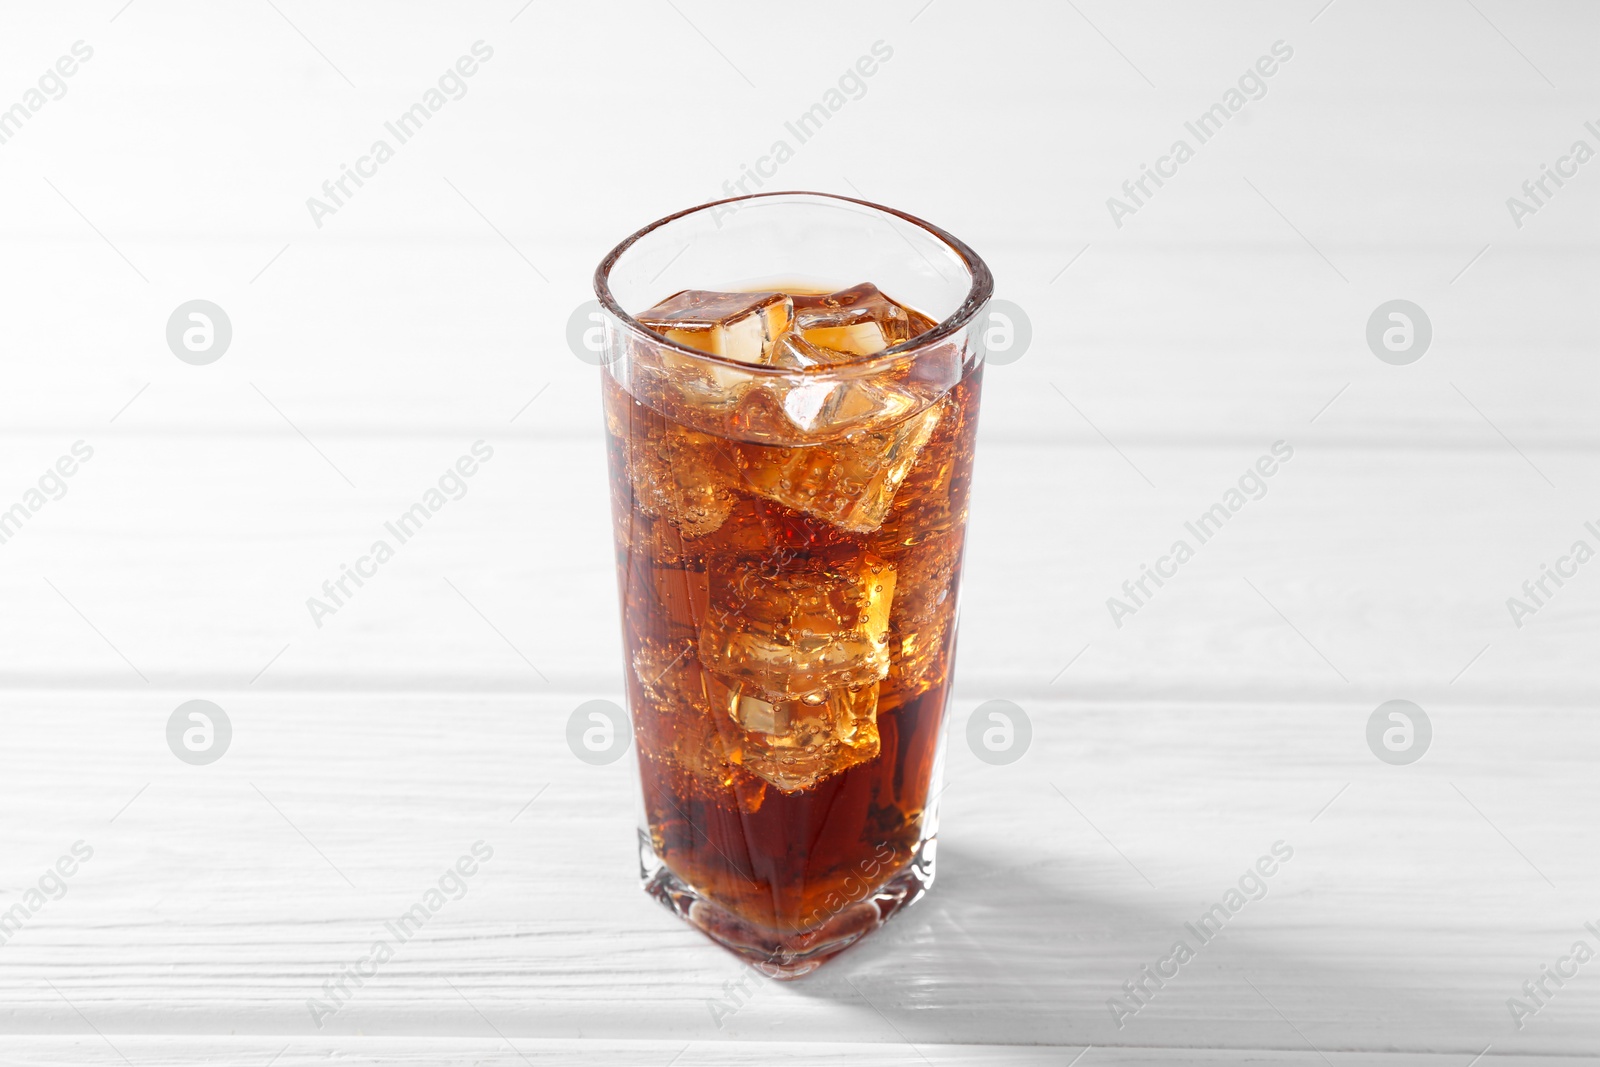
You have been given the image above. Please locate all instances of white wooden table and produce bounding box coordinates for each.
[2,1,1597,1062]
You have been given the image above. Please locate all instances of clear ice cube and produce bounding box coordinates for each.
[626,423,737,537]
[698,547,897,698]
[746,331,921,438]
[774,376,922,437]
[703,671,881,793]
[638,290,793,364]
[766,329,843,370]
[733,402,944,533]
[792,283,938,357]
[636,290,794,414]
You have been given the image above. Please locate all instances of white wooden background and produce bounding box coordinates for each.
[2,0,1598,1063]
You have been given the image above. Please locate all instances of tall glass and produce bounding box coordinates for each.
[594,192,992,977]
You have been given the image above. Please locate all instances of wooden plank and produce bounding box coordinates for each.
[3,1036,1592,1067]
[0,435,1592,699]
[0,3,1596,1057]
[1,694,1595,1054]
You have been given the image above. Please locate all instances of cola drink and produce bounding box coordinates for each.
[603,278,982,974]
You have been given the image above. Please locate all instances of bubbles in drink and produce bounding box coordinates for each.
[623,423,737,537]
[605,282,981,936]
[733,403,943,534]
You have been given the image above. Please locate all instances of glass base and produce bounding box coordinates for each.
[639,830,937,980]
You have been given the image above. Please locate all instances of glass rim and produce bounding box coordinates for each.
[593,190,995,376]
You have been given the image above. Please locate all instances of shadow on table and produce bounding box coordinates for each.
[776,842,1454,1050]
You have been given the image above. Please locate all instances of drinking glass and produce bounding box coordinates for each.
[594,191,992,976]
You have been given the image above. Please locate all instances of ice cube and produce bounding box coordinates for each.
[702,671,881,793]
[736,330,921,438]
[792,283,938,357]
[632,643,759,803]
[733,402,944,533]
[626,424,738,537]
[699,547,897,698]
[724,680,793,736]
[885,537,958,625]
[638,290,793,365]
[710,674,878,749]
[669,690,740,791]
[883,614,953,710]
[774,376,922,437]
[765,329,841,370]
[635,290,794,414]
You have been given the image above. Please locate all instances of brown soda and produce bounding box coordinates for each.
[602,284,982,961]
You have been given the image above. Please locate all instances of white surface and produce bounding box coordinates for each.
[2,0,1598,1062]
